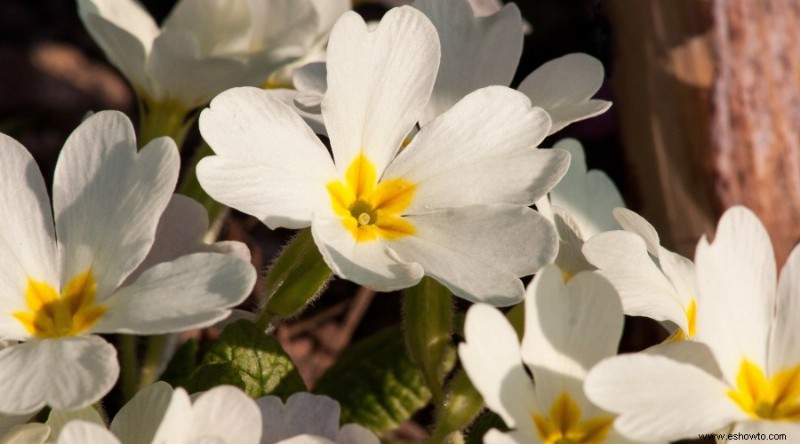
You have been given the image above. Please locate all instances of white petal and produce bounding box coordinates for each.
[585,352,746,442]
[657,247,696,309]
[549,138,623,238]
[310,217,424,292]
[53,111,179,301]
[0,337,118,413]
[46,407,104,442]
[57,421,119,444]
[645,340,723,380]
[771,243,800,373]
[694,206,775,383]
[264,89,327,136]
[336,424,379,444]
[517,53,611,135]
[187,386,262,444]
[76,0,157,93]
[257,393,340,444]
[391,205,556,305]
[583,231,688,331]
[459,304,539,434]
[110,381,173,444]
[160,0,251,55]
[413,0,523,125]
[551,209,593,277]
[293,62,327,99]
[149,388,192,444]
[277,436,333,444]
[612,208,660,257]
[0,135,58,341]
[382,87,565,210]
[521,266,623,410]
[149,29,247,107]
[198,87,336,229]
[1,423,51,444]
[482,429,532,444]
[322,7,439,176]
[96,253,254,334]
[732,420,800,441]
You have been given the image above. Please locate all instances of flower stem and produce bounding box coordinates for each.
[138,334,168,390]
[118,334,139,403]
[137,97,196,150]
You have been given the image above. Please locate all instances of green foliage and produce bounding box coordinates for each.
[315,324,433,432]
[464,410,508,444]
[159,338,199,388]
[187,320,306,399]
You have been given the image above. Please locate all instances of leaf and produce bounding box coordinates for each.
[187,320,306,399]
[314,324,434,432]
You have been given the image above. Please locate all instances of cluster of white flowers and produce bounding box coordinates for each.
[0,0,795,443]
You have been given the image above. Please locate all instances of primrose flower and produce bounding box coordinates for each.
[585,207,800,441]
[197,7,568,305]
[0,111,255,414]
[77,0,325,111]
[582,208,697,340]
[258,393,378,444]
[459,265,634,443]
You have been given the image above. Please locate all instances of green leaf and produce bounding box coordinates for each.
[315,324,433,432]
[187,320,306,399]
[160,338,199,388]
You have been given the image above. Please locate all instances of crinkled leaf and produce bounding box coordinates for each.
[315,324,434,432]
[188,320,305,399]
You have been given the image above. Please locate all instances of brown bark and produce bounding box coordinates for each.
[607,0,800,265]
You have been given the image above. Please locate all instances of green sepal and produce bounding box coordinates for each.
[259,228,333,327]
[430,369,485,443]
[403,276,455,403]
[315,324,432,432]
[159,338,199,389]
[187,320,306,399]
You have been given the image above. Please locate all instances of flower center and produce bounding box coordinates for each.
[667,298,697,342]
[327,154,416,242]
[533,392,614,444]
[727,359,800,420]
[13,271,107,339]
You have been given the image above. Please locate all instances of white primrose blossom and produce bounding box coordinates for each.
[582,208,697,341]
[0,111,255,414]
[197,7,569,305]
[459,265,636,443]
[77,0,331,110]
[585,207,800,441]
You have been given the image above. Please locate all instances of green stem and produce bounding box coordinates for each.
[178,140,226,223]
[137,97,196,150]
[139,335,168,390]
[403,277,454,406]
[118,334,138,403]
[429,369,485,443]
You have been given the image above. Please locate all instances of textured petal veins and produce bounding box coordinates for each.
[327,154,416,242]
[533,392,614,444]
[13,271,107,338]
[727,359,800,420]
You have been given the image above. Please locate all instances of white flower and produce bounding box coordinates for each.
[258,393,378,444]
[582,208,697,340]
[585,206,800,441]
[0,111,255,414]
[197,7,568,305]
[77,0,325,110]
[459,265,634,443]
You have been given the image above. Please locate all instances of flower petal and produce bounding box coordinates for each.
[521,266,623,412]
[337,424,380,444]
[392,205,557,305]
[694,206,775,383]
[0,135,58,341]
[53,111,179,301]
[57,421,120,444]
[0,336,118,413]
[459,304,539,434]
[310,217,424,292]
[383,87,565,210]
[612,208,660,257]
[584,352,746,442]
[257,393,340,444]
[149,388,192,443]
[548,138,623,239]
[517,53,611,135]
[483,429,532,444]
[551,209,594,277]
[582,231,688,331]
[110,381,173,444]
[198,87,336,229]
[2,423,51,444]
[187,386,262,444]
[95,253,254,334]
[771,243,800,373]
[413,0,523,125]
[322,7,439,177]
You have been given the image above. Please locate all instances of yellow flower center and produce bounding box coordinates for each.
[668,298,697,342]
[326,154,416,242]
[533,392,614,444]
[13,271,107,339]
[727,359,800,420]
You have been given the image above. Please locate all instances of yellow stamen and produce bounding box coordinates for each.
[728,359,800,420]
[533,392,614,444]
[327,154,416,242]
[13,271,107,339]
